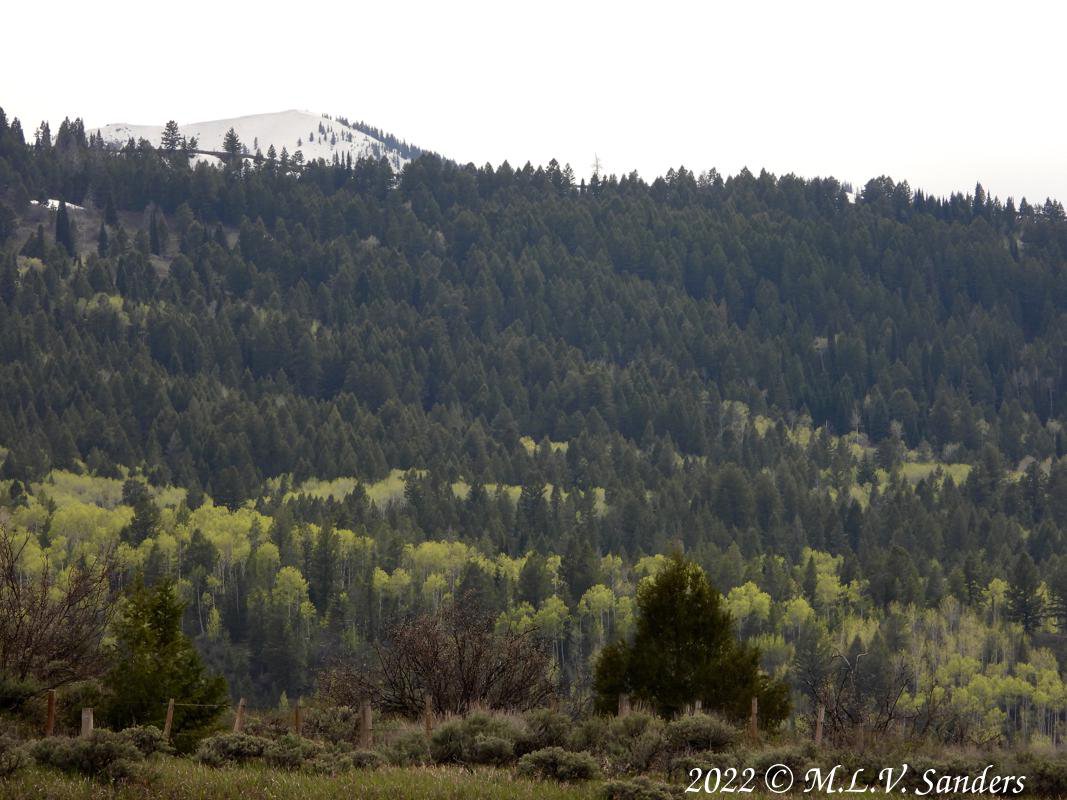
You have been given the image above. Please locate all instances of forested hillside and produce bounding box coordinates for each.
[3,108,1067,742]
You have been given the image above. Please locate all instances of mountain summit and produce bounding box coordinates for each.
[92,109,420,169]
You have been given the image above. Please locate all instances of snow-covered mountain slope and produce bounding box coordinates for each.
[92,110,417,170]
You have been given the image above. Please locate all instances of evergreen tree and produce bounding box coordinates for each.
[1007,552,1044,634]
[102,578,228,752]
[0,254,16,305]
[0,201,15,243]
[594,553,789,724]
[161,120,182,151]
[149,207,162,255]
[54,201,75,255]
[20,224,45,259]
[121,478,161,546]
[222,127,242,167]
[517,550,552,607]
[104,194,119,227]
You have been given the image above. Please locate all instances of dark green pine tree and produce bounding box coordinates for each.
[222,127,242,168]
[310,523,339,613]
[802,555,818,604]
[517,550,552,607]
[121,478,161,546]
[20,224,46,259]
[161,120,182,151]
[102,578,228,753]
[149,208,162,255]
[0,254,17,305]
[0,201,15,244]
[104,194,119,227]
[97,222,109,257]
[54,201,76,255]
[594,553,790,724]
[1007,552,1044,634]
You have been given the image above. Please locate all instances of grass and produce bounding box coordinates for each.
[0,760,603,800]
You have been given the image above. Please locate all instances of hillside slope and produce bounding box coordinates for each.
[93,109,418,169]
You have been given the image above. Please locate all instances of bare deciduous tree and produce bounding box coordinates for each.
[0,519,118,692]
[318,594,554,716]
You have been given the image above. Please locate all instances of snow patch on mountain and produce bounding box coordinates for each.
[92,110,412,170]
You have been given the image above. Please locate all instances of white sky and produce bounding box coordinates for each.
[4,0,1065,203]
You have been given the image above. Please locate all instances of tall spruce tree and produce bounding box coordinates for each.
[54,201,75,255]
[161,120,182,151]
[594,553,790,723]
[102,578,228,752]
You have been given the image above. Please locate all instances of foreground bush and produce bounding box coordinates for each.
[0,734,29,777]
[1014,753,1067,798]
[604,714,665,774]
[429,712,524,765]
[119,724,173,757]
[302,705,361,742]
[518,746,599,781]
[28,730,143,781]
[564,712,667,774]
[302,747,384,774]
[601,775,674,800]
[263,733,325,770]
[517,709,572,754]
[194,732,271,767]
[664,713,738,754]
[379,729,431,766]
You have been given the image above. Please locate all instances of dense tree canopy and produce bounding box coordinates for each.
[2,108,1067,743]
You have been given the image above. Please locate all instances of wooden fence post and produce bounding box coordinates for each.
[359,700,373,748]
[748,696,758,739]
[814,703,825,746]
[423,693,434,735]
[45,690,56,737]
[80,707,94,737]
[163,698,175,741]
[618,693,631,717]
[233,698,246,733]
[292,698,303,736]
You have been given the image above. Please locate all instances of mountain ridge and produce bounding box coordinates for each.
[92,109,421,169]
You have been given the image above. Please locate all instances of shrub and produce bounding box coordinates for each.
[348,749,384,769]
[380,730,431,766]
[664,713,738,754]
[302,705,361,742]
[1015,752,1067,798]
[242,712,290,740]
[29,730,143,781]
[429,712,523,765]
[518,709,571,754]
[601,776,674,800]
[751,744,814,783]
[56,682,106,733]
[119,725,172,757]
[518,747,599,782]
[263,733,325,770]
[469,734,514,765]
[305,747,382,774]
[0,734,29,778]
[608,712,659,741]
[0,676,39,713]
[603,713,665,774]
[566,716,611,752]
[566,712,666,774]
[194,732,271,767]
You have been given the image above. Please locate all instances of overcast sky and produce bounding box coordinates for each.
[4,0,1065,203]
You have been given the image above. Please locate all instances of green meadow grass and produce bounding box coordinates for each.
[0,760,606,800]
